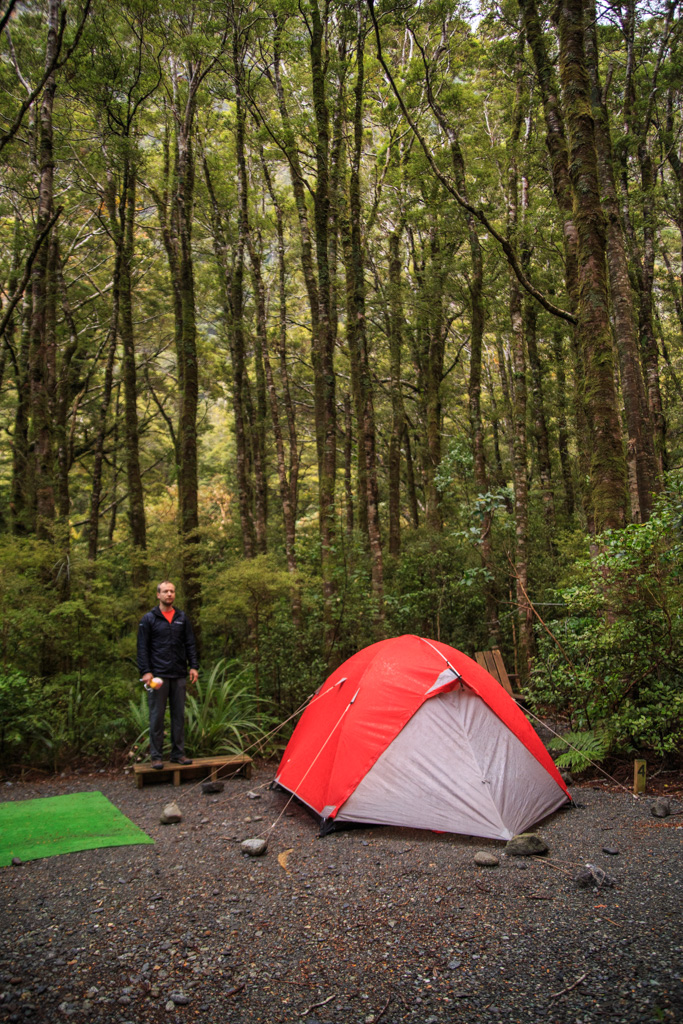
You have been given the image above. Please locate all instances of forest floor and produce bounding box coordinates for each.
[0,764,681,1024]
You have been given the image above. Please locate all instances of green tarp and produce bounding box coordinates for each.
[0,790,153,866]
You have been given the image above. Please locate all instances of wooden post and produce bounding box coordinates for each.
[634,759,647,794]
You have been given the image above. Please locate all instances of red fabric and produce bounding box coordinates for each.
[275,635,569,820]
[161,608,175,623]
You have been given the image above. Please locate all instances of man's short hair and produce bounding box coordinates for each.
[156,580,175,593]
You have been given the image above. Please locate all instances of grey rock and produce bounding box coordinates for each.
[160,801,182,825]
[447,960,462,970]
[170,992,190,1005]
[201,781,224,794]
[247,791,261,800]
[574,863,616,888]
[10,858,22,867]
[117,995,131,1005]
[474,851,500,867]
[651,797,672,818]
[165,1001,175,1012]
[602,845,620,855]
[241,838,268,857]
[505,833,549,856]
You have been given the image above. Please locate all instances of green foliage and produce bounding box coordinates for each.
[0,670,49,768]
[127,659,271,760]
[531,479,683,762]
[547,727,612,773]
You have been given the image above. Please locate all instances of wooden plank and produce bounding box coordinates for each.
[474,652,487,670]
[133,755,253,788]
[491,649,514,697]
[483,650,499,682]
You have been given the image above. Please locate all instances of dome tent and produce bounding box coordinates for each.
[274,636,570,840]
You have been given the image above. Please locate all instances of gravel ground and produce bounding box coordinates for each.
[0,765,681,1024]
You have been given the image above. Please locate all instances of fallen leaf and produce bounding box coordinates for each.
[278,848,294,871]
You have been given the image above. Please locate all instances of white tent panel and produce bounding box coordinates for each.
[336,687,566,841]
[458,689,568,835]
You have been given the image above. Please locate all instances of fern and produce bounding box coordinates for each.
[126,659,272,760]
[547,727,611,773]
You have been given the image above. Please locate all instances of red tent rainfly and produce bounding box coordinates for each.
[274,635,570,841]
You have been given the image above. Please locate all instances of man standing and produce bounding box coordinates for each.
[137,581,199,769]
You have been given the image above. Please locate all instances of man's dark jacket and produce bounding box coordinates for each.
[137,607,199,679]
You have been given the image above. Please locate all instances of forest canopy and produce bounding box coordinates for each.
[1,0,683,770]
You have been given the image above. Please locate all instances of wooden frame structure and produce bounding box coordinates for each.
[133,754,252,789]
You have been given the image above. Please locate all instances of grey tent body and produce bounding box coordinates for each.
[335,687,567,841]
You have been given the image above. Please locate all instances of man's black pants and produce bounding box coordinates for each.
[147,676,187,761]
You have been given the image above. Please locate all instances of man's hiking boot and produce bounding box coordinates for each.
[151,759,164,770]
[171,756,193,765]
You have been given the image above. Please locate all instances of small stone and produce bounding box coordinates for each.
[651,797,671,818]
[505,833,549,856]
[201,781,224,794]
[241,838,267,857]
[247,791,261,800]
[474,851,500,867]
[574,863,616,889]
[160,801,182,825]
[11,858,22,867]
[602,846,620,856]
[170,992,190,1005]
[165,1000,175,1012]
[117,995,131,1005]
[448,960,462,970]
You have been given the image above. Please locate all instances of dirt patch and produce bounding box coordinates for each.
[1,765,681,1023]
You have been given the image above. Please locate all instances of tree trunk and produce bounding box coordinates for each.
[234,51,267,553]
[585,0,658,521]
[28,0,60,541]
[552,327,575,517]
[344,2,383,610]
[260,149,301,615]
[308,0,337,649]
[555,0,627,532]
[202,157,256,559]
[519,0,589,513]
[11,279,32,535]
[508,44,532,682]
[388,228,405,557]
[119,161,147,560]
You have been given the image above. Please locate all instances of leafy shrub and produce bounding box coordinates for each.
[127,659,271,760]
[530,478,683,761]
[0,670,49,769]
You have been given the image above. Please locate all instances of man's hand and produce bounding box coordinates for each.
[189,669,199,685]
[141,673,153,684]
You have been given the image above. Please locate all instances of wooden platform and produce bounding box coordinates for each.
[474,648,520,699]
[133,754,252,789]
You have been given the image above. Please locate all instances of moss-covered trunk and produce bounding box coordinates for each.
[556,0,627,531]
